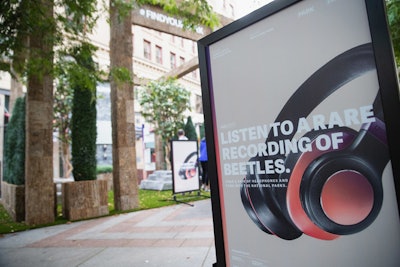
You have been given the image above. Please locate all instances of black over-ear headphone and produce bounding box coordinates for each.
[178,151,198,179]
[240,43,389,240]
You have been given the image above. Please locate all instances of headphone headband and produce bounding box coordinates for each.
[269,43,376,143]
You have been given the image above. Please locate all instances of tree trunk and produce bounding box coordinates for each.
[155,134,165,170]
[61,141,72,178]
[109,1,139,211]
[10,74,24,116]
[25,0,55,225]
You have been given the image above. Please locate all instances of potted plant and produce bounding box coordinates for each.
[61,44,108,221]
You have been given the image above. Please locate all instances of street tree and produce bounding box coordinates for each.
[24,0,56,225]
[139,78,191,169]
[0,0,100,225]
[109,0,140,210]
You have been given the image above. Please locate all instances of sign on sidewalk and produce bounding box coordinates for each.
[171,140,200,194]
[198,0,400,266]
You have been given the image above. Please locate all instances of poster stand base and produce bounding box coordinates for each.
[173,195,195,207]
[172,190,210,207]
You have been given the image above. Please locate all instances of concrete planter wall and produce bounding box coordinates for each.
[96,170,149,191]
[62,180,109,221]
[1,181,25,222]
[96,173,113,191]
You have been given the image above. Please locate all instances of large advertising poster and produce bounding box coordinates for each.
[171,140,200,194]
[198,0,400,266]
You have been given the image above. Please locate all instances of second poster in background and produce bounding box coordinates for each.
[171,140,200,194]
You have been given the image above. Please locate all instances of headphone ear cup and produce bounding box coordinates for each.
[282,127,358,240]
[300,123,387,236]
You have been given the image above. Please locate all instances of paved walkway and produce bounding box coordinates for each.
[0,199,216,267]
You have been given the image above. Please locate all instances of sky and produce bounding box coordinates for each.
[236,0,275,18]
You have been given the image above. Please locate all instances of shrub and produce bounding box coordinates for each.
[70,44,97,181]
[96,165,113,174]
[184,116,197,141]
[3,97,26,185]
[71,84,97,181]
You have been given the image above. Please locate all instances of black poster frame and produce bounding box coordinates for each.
[170,140,200,194]
[198,0,400,266]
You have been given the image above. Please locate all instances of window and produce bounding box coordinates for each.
[191,70,198,79]
[170,52,176,69]
[180,56,185,66]
[230,4,235,17]
[156,45,163,64]
[144,40,151,60]
[192,41,197,54]
[195,94,203,114]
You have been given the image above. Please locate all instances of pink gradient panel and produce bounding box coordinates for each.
[321,171,374,225]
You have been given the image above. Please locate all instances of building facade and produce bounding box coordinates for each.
[91,0,240,172]
[0,0,268,177]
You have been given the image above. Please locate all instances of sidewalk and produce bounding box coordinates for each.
[0,199,216,267]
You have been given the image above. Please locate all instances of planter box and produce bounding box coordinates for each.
[1,181,25,222]
[96,173,113,191]
[62,180,109,221]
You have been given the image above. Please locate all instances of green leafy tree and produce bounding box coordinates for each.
[184,116,198,141]
[139,78,191,167]
[151,0,219,30]
[387,0,400,67]
[111,0,219,31]
[140,78,191,139]
[3,97,25,185]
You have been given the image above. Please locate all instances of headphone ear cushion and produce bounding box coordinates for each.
[241,157,302,240]
[240,178,273,235]
[282,127,358,240]
[300,124,387,236]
